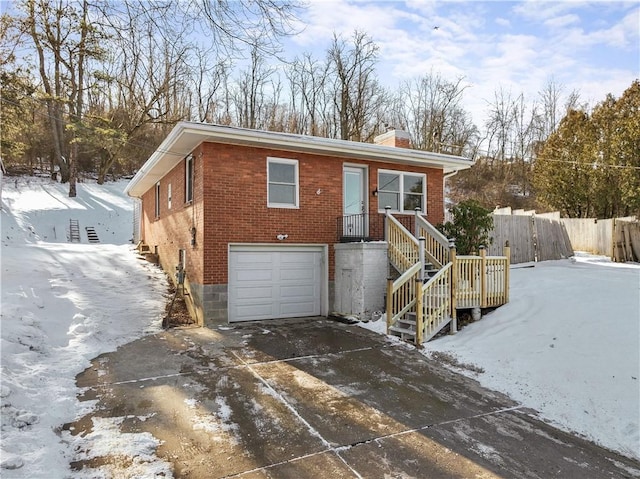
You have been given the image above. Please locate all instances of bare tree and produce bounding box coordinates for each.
[23,0,103,195]
[86,0,197,183]
[190,0,301,58]
[190,48,231,123]
[483,86,518,164]
[390,72,475,155]
[286,53,330,135]
[327,31,387,141]
[538,78,563,140]
[232,42,276,129]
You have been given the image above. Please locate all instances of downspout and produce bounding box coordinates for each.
[443,170,459,224]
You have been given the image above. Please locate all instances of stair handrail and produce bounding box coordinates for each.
[417,262,455,343]
[386,262,421,333]
[414,210,450,268]
[385,208,420,273]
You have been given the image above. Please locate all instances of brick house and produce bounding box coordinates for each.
[124,122,473,327]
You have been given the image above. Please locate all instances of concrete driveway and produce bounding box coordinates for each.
[68,318,640,478]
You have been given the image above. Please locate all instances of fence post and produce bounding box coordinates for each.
[414,206,421,238]
[503,241,510,304]
[415,278,423,345]
[480,245,487,308]
[386,278,393,334]
[418,236,426,282]
[449,239,457,335]
[612,218,617,261]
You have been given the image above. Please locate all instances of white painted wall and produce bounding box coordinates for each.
[334,242,388,320]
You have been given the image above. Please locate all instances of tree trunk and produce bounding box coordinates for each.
[68,140,78,197]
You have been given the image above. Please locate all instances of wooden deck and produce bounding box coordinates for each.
[385,211,510,345]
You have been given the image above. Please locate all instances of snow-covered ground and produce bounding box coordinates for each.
[1,177,173,477]
[2,177,638,478]
[363,255,640,461]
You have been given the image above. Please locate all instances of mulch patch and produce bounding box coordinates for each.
[163,284,196,328]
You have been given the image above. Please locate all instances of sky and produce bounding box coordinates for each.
[3,0,636,142]
[285,0,640,129]
[1,176,638,477]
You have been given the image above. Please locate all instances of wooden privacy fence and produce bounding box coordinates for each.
[615,219,640,262]
[489,208,573,263]
[561,218,614,256]
[490,208,639,263]
[561,216,638,262]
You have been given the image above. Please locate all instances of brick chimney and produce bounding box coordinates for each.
[373,129,411,149]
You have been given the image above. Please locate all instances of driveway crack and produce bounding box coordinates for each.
[231,351,365,479]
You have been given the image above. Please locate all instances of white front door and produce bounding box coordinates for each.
[343,166,367,238]
[228,246,323,322]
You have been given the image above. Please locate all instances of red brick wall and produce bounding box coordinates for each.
[139,145,204,286]
[139,141,445,287]
[199,142,444,284]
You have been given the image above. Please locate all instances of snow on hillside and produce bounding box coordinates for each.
[362,255,640,461]
[1,177,172,477]
[1,176,638,478]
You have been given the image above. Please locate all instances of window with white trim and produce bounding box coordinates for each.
[185,154,194,204]
[267,158,299,208]
[155,181,161,218]
[377,170,426,213]
[167,183,172,210]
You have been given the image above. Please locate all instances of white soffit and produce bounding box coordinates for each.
[124,122,473,198]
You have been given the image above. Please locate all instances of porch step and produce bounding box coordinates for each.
[390,309,454,344]
[397,317,416,327]
[424,264,438,277]
[390,313,417,341]
[85,226,100,243]
[69,219,80,243]
[136,241,152,254]
[389,324,416,341]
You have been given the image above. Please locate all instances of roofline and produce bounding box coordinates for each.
[124,122,473,198]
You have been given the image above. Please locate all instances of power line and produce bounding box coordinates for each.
[537,157,640,171]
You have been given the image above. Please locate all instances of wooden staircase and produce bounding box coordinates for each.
[385,208,510,345]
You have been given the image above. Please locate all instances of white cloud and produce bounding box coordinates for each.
[283,1,638,132]
[544,13,581,29]
[512,0,590,22]
[495,17,511,28]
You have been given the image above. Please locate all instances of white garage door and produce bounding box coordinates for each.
[228,246,323,322]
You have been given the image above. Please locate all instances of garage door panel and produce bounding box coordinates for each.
[280,269,317,281]
[236,286,273,300]
[281,302,317,316]
[280,251,316,262]
[280,284,315,298]
[235,253,274,265]
[235,304,277,321]
[235,269,273,282]
[229,247,323,322]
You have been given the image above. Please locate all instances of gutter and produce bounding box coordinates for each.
[125,122,474,198]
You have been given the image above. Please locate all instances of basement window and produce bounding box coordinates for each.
[185,154,194,204]
[155,181,161,218]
